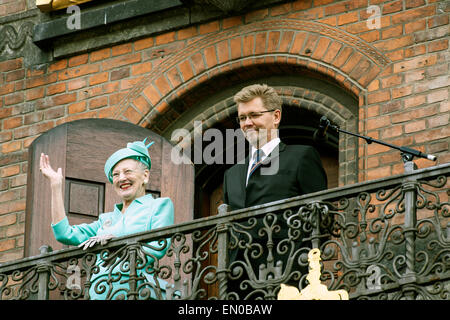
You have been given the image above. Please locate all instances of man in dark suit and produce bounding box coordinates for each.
[222,84,328,299]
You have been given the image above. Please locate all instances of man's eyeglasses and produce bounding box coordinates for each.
[236,110,275,124]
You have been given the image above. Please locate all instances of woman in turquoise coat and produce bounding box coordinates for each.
[40,139,174,299]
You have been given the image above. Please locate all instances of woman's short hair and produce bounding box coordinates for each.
[233,84,282,112]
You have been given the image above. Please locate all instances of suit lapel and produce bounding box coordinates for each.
[257,142,286,169]
[234,156,249,207]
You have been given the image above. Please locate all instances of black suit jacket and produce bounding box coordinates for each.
[223,142,327,211]
[222,142,328,266]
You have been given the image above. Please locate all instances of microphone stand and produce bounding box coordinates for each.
[327,124,437,173]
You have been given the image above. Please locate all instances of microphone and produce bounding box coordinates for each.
[313,116,330,142]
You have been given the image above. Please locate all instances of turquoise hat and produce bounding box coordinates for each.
[104,138,154,183]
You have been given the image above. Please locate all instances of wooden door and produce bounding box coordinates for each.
[25,118,194,257]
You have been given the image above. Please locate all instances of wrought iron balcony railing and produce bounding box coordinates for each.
[0,163,449,300]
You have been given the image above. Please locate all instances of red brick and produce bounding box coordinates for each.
[222,16,242,30]
[404,95,427,108]
[405,0,425,9]
[89,96,108,109]
[383,0,403,14]
[112,43,132,56]
[311,37,331,60]
[190,52,206,75]
[51,92,77,106]
[427,114,449,128]
[0,83,15,96]
[428,39,449,52]
[381,74,402,88]
[68,101,87,114]
[199,20,219,35]
[302,34,318,56]
[131,62,152,76]
[68,54,88,67]
[318,16,337,26]
[120,77,141,90]
[102,53,141,71]
[178,60,194,82]
[267,31,281,53]
[270,2,291,16]
[337,11,359,26]
[0,165,20,177]
[132,95,151,114]
[359,30,380,43]
[25,87,45,101]
[90,48,111,62]
[110,67,130,81]
[393,54,437,72]
[48,59,67,72]
[1,140,21,154]
[242,35,255,57]
[380,125,403,139]
[322,41,343,63]
[391,5,436,24]
[154,75,172,96]
[278,31,294,53]
[44,106,65,120]
[405,119,426,133]
[367,90,390,104]
[58,64,100,80]
[404,44,426,58]
[374,35,414,52]
[123,106,142,124]
[203,45,218,68]
[46,82,66,96]
[341,52,363,74]
[0,58,23,72]
[427,88,448,103]
[68,77,88,91]
[428,14,449,29]
[89,72,109,85]
[14,122,54,139]
[25,73,57,89]
[0,238,15,251]
[166,67,183,88]
[404,19,426,34]
[367,165,391,180]
[143,85,161,106]
[103,81,120,94]
[366,115,391,130]
[392,85,413,99]
[177,26,197,40]
[6,69,25,82]
[332,46,353,68]
[216,40,230,63]
[245,8,269,22]
[230,37,242,60]
[155,31,175,45]
[381,25,403,39]
[24,112,43,125]
[4,92,24,106]
[415,127,450,144]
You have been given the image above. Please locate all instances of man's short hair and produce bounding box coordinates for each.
[233,84,282,112]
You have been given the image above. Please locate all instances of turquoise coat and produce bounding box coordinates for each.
[52,194,174,299]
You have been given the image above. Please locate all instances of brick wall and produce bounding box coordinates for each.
[0,0,449,262]
[0,0,29,17]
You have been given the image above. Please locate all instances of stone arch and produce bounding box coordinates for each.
[165,84,357,188]
[112,18,390,126]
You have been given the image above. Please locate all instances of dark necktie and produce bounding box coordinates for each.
[249,149,263,178]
